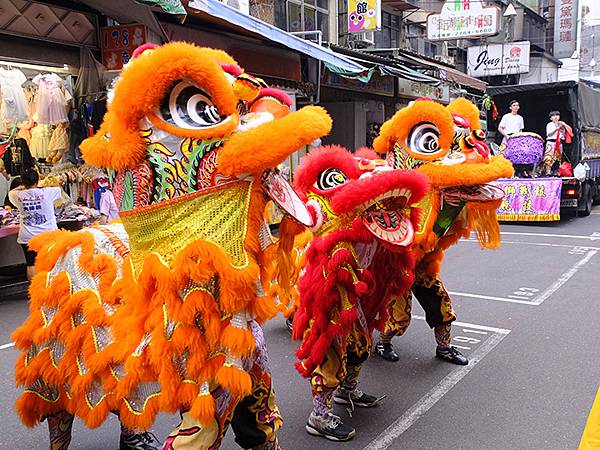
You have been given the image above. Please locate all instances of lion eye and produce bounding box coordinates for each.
[158,80,225,129]
[407,122,440,155]
[315,168,348,190]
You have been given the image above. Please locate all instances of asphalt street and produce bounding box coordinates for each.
[1,209,600,449]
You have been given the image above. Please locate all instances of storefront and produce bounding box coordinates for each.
[320,70,395,150]
[0,0,155,287]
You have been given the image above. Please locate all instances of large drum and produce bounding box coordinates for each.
[502,132,544,165]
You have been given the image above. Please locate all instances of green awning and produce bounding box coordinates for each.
[325,50,441,85]
[135,0,186,20]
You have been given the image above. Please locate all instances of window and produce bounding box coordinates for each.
[374,12,401,48]
[276,0,330,39]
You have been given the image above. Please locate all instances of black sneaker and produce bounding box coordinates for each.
[305,411,355,441]
[119,430,161,450]
[436,346,469,365]
[285,316,293,335]
[374,341,400,362]
[333,388,380,408]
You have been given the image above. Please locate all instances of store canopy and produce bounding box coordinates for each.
[400,52,487,92]
[76,0,169,36]
[327,45,441,85]
[187,0,368,75]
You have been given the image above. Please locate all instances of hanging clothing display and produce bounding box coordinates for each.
[30,124,53,159]
[1,137,34,176]
[47,123,69,163]
[0,68,28,123]
[33,73,70,125]
[67,107,86,164]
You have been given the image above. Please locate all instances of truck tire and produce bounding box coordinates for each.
[578,184,593,217]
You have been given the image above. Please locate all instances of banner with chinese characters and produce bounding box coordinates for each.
[496,178,563,221]
[427,0,500,41]
[348,0,381,33]
[553,0,578,59]
[101,24,147,70]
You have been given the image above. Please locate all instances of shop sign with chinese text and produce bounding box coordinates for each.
[427,0,500,40]
[553,0,579,59]
[348,0,381,33]
[322,70,394,96]
[101,24,147,70]
[467,42,530,77]
[397,78,450,103]
[496,178,562,221]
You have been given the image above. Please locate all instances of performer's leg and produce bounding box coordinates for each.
[306,343,355,441]
[164,322,280,450]
[375,291,412,362]
[47,411,74,450]
[412,275,468,366]
[119,423,161,450]
[230,321,282,450]
[334,331,381,411]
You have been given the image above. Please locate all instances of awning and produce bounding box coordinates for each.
[187,0,367,75]
[327,44,441,85]
[75,0,166,36]
[400,53,487,92]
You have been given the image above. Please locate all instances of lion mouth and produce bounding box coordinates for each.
[360,189,415,246]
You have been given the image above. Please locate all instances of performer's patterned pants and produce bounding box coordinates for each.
[381,273,456,346]
[311,324,371,415]
[163,321,282,449]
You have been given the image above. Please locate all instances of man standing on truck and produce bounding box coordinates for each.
[498,99,525,145]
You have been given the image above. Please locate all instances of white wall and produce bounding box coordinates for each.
[520,55,560,84]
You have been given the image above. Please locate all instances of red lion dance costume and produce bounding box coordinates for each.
[291,145,429,441]
[372,98,514,364]
[12,43,331,450]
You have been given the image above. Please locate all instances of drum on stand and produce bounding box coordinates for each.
[501,132,545,178]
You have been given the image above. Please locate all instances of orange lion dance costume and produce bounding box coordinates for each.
[291,145,429,441]
[12,42,331,450]
[372,98,514,364]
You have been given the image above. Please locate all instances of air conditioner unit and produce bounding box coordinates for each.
[434,54,456,66]
[351,31,375,49]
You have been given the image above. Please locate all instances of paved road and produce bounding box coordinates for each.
[1,210,600,449]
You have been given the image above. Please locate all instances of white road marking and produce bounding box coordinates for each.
[463,239,600,250]
[448,291,536,305]
[412,315,511,334]
[449,250,596,306]
[0,342,15,350]
[531,249,597,305]
[451,344,471,350]
[364,330,510,450]
[500,232,600,241]
[462,329,488,335]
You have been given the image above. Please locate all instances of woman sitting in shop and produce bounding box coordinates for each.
[8,168,61,281]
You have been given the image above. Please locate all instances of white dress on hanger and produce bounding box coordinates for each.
[0,68,28,122]
[33,73,70,125]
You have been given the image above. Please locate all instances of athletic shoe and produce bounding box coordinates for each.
[333,388,380,408]
[374,341,400,362]
[119,430,161,450]
[305,411,355,441]
[285,316,293,335]
[436,346,469,365]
